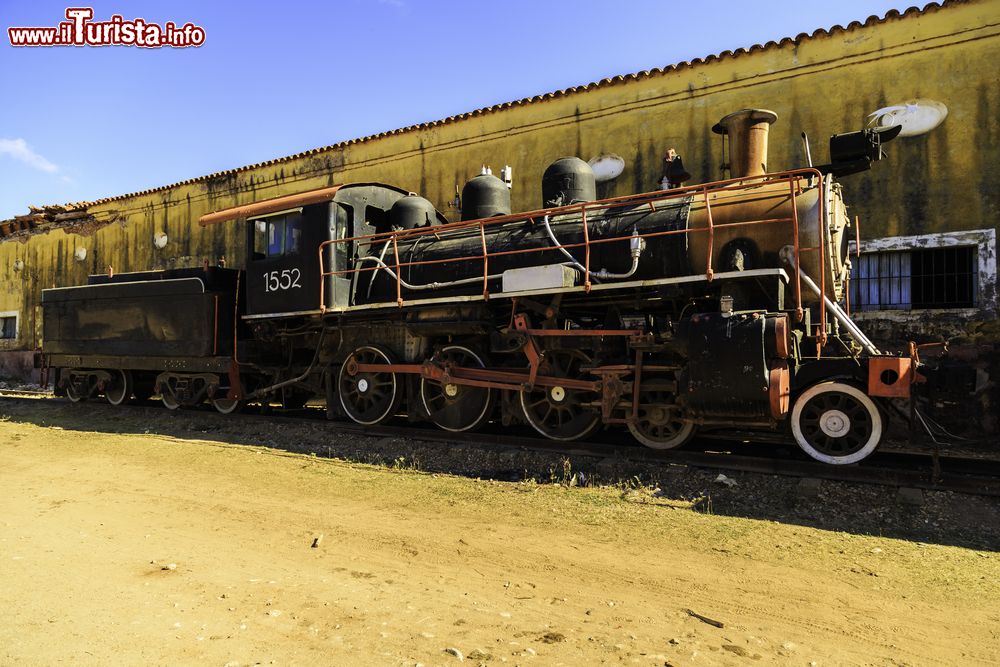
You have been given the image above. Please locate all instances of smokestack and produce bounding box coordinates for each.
[712,109,778,178]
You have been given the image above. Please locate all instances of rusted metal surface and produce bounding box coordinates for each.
[198,185,342,226]
[712,109,778,178]
[868,356,914,398]
[769,363,791,418]
[772,315,790,358]
[318,169,831,316]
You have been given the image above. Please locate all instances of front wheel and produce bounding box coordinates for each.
[790,381,883,465]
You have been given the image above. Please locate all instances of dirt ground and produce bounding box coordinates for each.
[1,399,998,666]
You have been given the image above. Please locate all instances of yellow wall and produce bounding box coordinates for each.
[2,0,998,353]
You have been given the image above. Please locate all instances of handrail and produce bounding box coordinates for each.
[703,185,715,282]
[581,205,592,292]
[318,169,830,342]
[478,220,489,300]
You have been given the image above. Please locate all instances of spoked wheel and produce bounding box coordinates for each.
[791,381,883,464]
[104,369,133,406]
[627,379,696,449]
[519,350,601,442]
[420,345,494,432]
[338,346,400,425]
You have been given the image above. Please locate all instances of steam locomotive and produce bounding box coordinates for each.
[39,109,915,465]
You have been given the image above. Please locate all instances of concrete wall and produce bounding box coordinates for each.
[1,0,998,367]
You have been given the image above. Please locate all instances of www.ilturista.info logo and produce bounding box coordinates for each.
[8,8,205,48]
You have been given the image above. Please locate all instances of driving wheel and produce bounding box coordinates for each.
[791,381,883,465]
[519,350,601,442]
[627,379,695,449]
[420,345,494,432]
[338,346,400,425]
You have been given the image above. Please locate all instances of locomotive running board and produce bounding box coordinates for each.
[242,268,789,320]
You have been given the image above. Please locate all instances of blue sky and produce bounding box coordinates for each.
[0,0,911,219]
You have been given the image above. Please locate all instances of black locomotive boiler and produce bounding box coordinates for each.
[40,109,917,465]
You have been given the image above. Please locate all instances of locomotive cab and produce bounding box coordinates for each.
[246,205,325,316]
[242,183,444,317]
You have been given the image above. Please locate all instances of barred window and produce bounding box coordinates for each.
[850,246,978,311]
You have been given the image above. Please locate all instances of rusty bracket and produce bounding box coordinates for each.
[227,358,244,400]
[631,348,644,423]
[588,367,632,422]
[514,314,541,388]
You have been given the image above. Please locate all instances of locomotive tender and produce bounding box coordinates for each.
[40,109,917,465]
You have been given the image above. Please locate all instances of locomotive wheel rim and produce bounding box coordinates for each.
[339,346,399,425]
[65,372,87,403]
[791,381,883,465]
[627,385,695,450]
[519,350,600,442]
[212,397,244,415]
[420,345,494,433]
[161,381,181,411]
[104,369,133,406]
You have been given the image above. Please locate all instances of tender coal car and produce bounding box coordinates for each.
[40,108,917,465]
[41,266,247,412]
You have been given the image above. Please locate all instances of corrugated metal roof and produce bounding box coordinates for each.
[0,1,963,231]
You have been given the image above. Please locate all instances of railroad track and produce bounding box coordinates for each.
[0,388,52,398]
[4,391,999,497]
[326,420,1000,498]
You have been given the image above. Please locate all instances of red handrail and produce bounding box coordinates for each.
[317,169,829,335]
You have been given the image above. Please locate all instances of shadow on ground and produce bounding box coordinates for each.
[3,396,998,552]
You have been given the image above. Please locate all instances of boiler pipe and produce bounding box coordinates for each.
[797,267,880,356]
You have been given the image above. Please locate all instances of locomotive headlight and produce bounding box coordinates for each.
[153,231,168,249]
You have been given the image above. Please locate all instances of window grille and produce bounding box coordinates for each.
[849,246,977,311]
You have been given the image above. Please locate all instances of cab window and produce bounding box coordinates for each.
[251,212,303,260]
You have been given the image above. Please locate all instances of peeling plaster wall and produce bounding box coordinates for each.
[1,0,998,379]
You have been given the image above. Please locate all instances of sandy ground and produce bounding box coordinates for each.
[1,401,999,666]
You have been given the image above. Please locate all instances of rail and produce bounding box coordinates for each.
[318,168,828,337]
